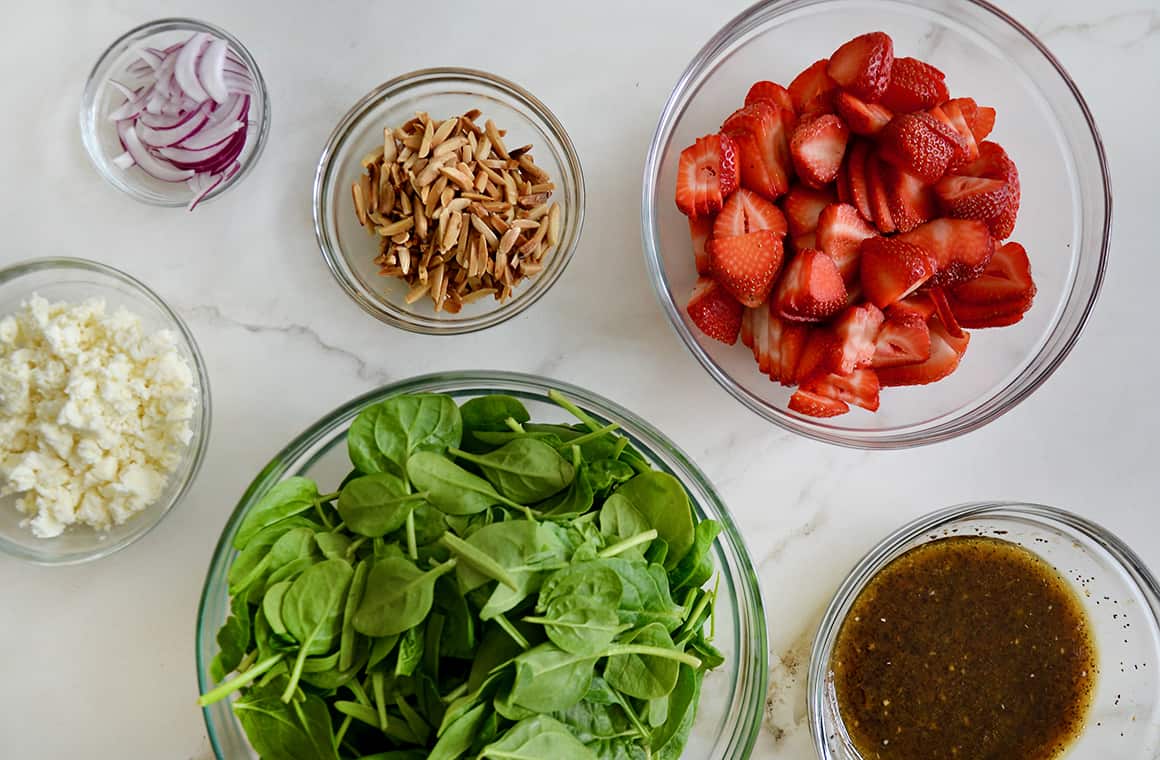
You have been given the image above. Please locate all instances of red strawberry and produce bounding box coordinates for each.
[835,91,893,135]
[971,106,996,141]
[789,389,849,418]
[880,57,949,113]
[714,188,788,239]
[689,216,714,275]
[946,97,977,126]
[775,248,848,322]
[956,141,1020,238]
[877,317,969,386]
[871,313,931,368]
[928,286,965,338]
[751,303,771,371]
[877,112,961,184]
[675,133,739,217]
[686,277,744,344]
[723,103,795,200]
[897,218,996,286]
[788,59,839,115]
[790,231,817,254]
[845,140,873,222]
[827,32,894,102]
[795,326,834,381]
[887,292,936,321]
[926,105,970,168]
[781,185,836,236]
[950,241,1036,304]
[790,114,850,188]
[946,293,1034,328]
[934,175,1012,223]
[746,80,796,114]
[859,236,936,308]
[765,307,786,382]
[802,367,881,412]
[740,305,756,348]
[836,159,851,204]
[816,202,878,284]
[881,161,936,232]
[777,321,810,385]
[828,302,885,374]
[865,154,896,233]
[709,230,784,307]
[939,101,980,166]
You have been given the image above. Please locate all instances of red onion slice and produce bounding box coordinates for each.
[117,120,194,182]
[136,101,211,147]
[112,151,135,170]
[107,82,150,121]
[174,32,211,103]
[198,38,230,104]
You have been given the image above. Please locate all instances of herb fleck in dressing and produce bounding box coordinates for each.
[832,536,1097,760]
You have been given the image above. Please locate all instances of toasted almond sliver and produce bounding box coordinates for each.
[405,281,431,304]
[511,218,540,230]
[509,144,533,159]
[361,146,384,168]
[431,117,457,148]
[475,135,492,162]
[419,118,435,158]
[546,203,561,248]
[383,128,398,163]
[376,217,415,237]
[485,119,510,160]
[351,182,368,226]
[526,202,551,221]
[518,219,549,255]
[402,131,423,151]
[498,226,520,256]
[494,248,507,275]
[461,287,496,304]
[439,166,475,192]
[470,214,499,248]
[414,203,428,240]
[430,263,445,306]
[443,197,471,215]
[528,182,555,194]
[441,212,462,252]
[398,247,411,275]
[518,155,549,181]
[433,134,467,157]
[503,174,518,205]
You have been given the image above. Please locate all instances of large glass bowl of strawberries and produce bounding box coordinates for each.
[642,0,1110,447]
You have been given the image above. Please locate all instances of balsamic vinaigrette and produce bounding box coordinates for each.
[832,536,1097,760]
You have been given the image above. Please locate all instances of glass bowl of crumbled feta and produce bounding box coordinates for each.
[0,258,210,564]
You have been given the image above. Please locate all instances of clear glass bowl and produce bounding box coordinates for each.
[196,371,766,758]
[80,17,270,207]
[809,502,1160,759]
[0,258,211,564]
[313,68,586,334]
[641,0,1111,448]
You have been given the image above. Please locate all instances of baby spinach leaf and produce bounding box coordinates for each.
[233,689,338,760]
[262,581,293,638]
[395,622,425,677]
[601,559,684,632]
[588,459,635,494]
[598,497,652,561]
[367,633,400,671]
[537,455,595,519]
[211,594,252,682]
[510,644,596,713]
[527,597,627,656]
[407,502,449,545]
[479,715,597,759]
[604,623,681,699]
[451,520,564,594]
[429,701,490,760]
[452,439,575,503]
[280,558,354,699]
[339,559,369,671]
[460,395,530,433]
[605,473,693,570]
[337,471,419,537]
[314,531,352,560]
[650,664,701,756]
[539,562,623,611]
[408,451,513,515]
[352,556,457,637]
[374,394,462,474]
[349,403,391,475]
[234,477,320,550]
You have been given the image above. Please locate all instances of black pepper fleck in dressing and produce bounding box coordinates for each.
[832,536,1097,760]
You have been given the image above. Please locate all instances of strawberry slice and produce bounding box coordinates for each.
[713,188,788,239]
[751,302,771,372]
[859,236,936,308]
[865,154,896,233]
[887,292,936,321]
[723,102,795,200]
[880,57,949,113]
[816,202,878,284]
[845,140,873,221]
[897,218,996,286]
[746,80,796,113]
[971,106,996,141]
[788,59,839,115]
[676,133,739,217]
[828,302,885,374]
[790,114,850,188]
[934,175,1012,224]
[709,229,785,307]
[928,287,965,338]
[877,112,961,184]
[835,91,893,135]
[836,158,851,204]
[689,216,714,275]
[877,317,969,386]
[686,277,744,344]
[740,305,756,348]
[789,388,849,418]
[790,231,817,254]
[795,326,835,382]
[827,32,894,102]
[956,141,1020,238]
[950,241,1036,304]
[774,248,848,322]
[766,307,786,382]
[939,101,980,166]
[926,105,970,168]
[946,292,1034,328]
[802,367,881,412]
[871,313,931,368]
[777,321,810,386]
[881,161,936,233]
[781,185,836,237]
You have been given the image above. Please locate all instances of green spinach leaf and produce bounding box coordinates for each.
[234,477,320,550]
[452,439,575,503]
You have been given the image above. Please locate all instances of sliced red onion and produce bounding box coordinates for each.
[136,102,211,147]
[112,151,135,170]
[107,82,149,121]
[174,32,211,103]
[159,129,242,165]
[198,38,230,104]
[118,120,194,182]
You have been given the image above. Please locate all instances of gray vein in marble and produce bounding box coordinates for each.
[757,508,828,571]
[1037,9,1160,47]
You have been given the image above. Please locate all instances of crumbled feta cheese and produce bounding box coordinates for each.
[0,295,197,538]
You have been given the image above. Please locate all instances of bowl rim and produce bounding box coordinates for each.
[196,369,768,758]
[0,256,212,564]
[805,500,1160,758]
[312,67,587,335]
[78,16,272,208]
[640,0,1112,449]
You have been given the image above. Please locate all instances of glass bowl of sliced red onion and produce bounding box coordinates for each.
[80,18,269,210]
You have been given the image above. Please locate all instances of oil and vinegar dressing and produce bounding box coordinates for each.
[832,536,1097,760]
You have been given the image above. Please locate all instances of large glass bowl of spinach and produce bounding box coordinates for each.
[196,371,767,759]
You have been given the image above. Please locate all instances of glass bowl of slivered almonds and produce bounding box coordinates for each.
[314,69,586,335]
[197,371,766,759]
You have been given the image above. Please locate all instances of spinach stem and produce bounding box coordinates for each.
[557,422,620,450]
[405,510,418,560]
[313,499,334,529]
[346,537,368,559]
[235,649,257,674]
[522,616,628,634]
[612,436,629,459]
[494,613,531,649]
[442,681,469,703]
[439,533,521,591]
[347,677,371,707]
[334,714,353,747]
[316,491,340,503]
[679,590,712,640]
[504,416,527,433]
[603,645,703,669]
[281,645,311,702]
[598,529,659,558]
[547,389,602,432]
[197,654,283,706]
[372,671,389,730]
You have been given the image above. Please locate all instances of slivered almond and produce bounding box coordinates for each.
[518,219,549,255]
[383,128,398,163]
[405,281,431,304]
[470,214,499,248]
[431,117,456,147]
[511,218,540,230]
[498,226,520,255]
[361,146,384,168]
[376,217,414,236]
[418,118,435,158]
[351,182,368,226]
[546,203,561,248]
[433,134,467,157]
[485,119,509,159]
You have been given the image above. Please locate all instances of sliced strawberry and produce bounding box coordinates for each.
[788,389,849,418]
[940,100,980,166]
[689,216,714,275]
[827,32,894,102]
[766,307,785,382]
[675,133,739,217]
[946,292,1034,328]
[845,140,873,221]
[802,368,881,412]
[709,229,785,308]
[946,98,978,128]
[777,321,810,386]
[795,326,835,382]
[790,114,850,188]
[835,91,893,135]
[865,154,896,233]
[816,203,877,284]
[880,57,949,113]
[950,241,1036,304]
[788,59,838,115]
[877,112,961,184]
[877,318,969,386]
[781,185,836,236]
[887,292,936,321]
[928,287,965,338]
[713,188,788,239]
[871,313,931,368]
[934,175,1012,223]
[740,305,756,348]
[881,162,936,233]
[751,302,771,372]
[723,102,795,200]
[745,81,795,114]
[971,106,996,141]
[828,302,885,374]
[956,141,1020,239]
[686,277,744,344]
[775,248,848,322]
[859,236,936,308]
[835,159,851,204]
[790,231,817,254]
[926,105,970,168]
[897,218,996,286]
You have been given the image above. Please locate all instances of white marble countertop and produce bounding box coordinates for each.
[2,0,1157,757]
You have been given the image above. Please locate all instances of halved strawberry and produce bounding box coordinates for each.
[828,302,885,374]
[675,132,739,217]
[950,241,1036,304]
[751,302,771,372]
[877,318,969,386]
[877,112,961,184]
[802,368,881,411]
[971,106,996,141]
[788,59,838,115]
[689,216,714,275]
[955,141,1020,238]
[859,236,936,308]
[865,154,896,233]
[686,277,744,344]
[926,105,970,168]
[887,292,936,321]
[777,321,810,386]
[827,32,894,102]
[781,185,836,236]
[816,202,877,284]
[790,232,817,254]
[790,114,850,188]
[766,307,786,382]
[934,175,1012,224]
[871,313,931,368]
[897,218,996,286]
[928,287,965,339]
[881,162,936,232]
[746,80,796,113]
[775,248,848,322]
[836,159,851,204]
[845,140,873,221]
[946,97,978,127]
[880,57,949,113]
[713,188,788,239]
[709,229,784,307]
[723,102,795,200]
[740,305,756,348]
[789,389,849,418]
[946,293,1034,328]
[939,100,980,166]
[795,326,835,382]
[835,91,893,135]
